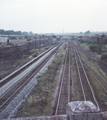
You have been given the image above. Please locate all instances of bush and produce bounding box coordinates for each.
[89,44,102,53]
[78,39,85,43]
[92,41,97,44]
[100,54,107,64]
[86,40,98,44]
[87,40,93,44]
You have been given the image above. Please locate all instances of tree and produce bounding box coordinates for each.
[101,54,107,64]
[85,30,90,34]
[89,44,102,53]
[80,32,83,34]
[0,29,5,34]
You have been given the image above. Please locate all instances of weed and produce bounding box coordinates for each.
[79,52,107,103]
[0,55,29,76]
[71,48,81,101]
[16,44,65,117]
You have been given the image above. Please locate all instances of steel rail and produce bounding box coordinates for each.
[0,44,61,98]
[73,48,86,101]
[75,49,100,110]
[0,43,61,109]
[68,48,71,103]
[55,48,68,115]
[84,64,107,93]
[0,43,62,87]
[81,59,107,84]
[73,45,107,94]
[75,55,107,94]
[0,53,53,109]
[0,52,53,99]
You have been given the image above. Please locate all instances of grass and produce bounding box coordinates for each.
[0,55,29,76]
[80,42,101,60]
[73,41,77,45]
[73,68,81,101]
[79,52,107,78]
[71,41,81,101]
[79,42,107,61]
[72,40,107,106]
[10,39,27,46]
[80,43,90,51]
[79,51,107,105]
[87,71,107,101]
[0,46,51,77]
[16,44,66,117]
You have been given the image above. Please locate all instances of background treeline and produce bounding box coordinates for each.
[0,29,34,35]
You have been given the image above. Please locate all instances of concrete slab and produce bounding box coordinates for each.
[66,101,103,120]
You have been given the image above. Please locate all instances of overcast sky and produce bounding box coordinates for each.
[0,0,107,33]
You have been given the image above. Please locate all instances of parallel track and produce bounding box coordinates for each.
[0,43,60,87]
[0,42,63,112]
[73,41,107,111]
[53,46,71,115]
[79,55,107,111]
[73,46,100,109]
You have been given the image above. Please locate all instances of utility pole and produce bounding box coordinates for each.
[39,35,41,51]
[35,35,36,49]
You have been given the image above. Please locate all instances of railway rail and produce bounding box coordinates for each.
[0,43,60,87]
[79,55,107,111]
[73,42,107,111]
[1,40,107,119]
[0,42,63,112]
[73,46,100,109]
[53,46,72,115]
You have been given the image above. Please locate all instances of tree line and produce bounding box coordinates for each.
[0,29,34,35]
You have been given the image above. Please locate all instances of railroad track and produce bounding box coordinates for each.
[73,46,100,110]
[79,54,107,111]
[0,42,63,112]
[72,42,107,111]
[0,43,60,87]
[52,46,72,115]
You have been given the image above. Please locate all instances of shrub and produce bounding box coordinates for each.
[100,54,107,64]
[92,41,97,44]
[87,40,92,44]
[78,39,85,43]
[89,44,102,53]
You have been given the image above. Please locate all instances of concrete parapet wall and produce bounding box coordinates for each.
[3,101,107,120]
[102,111,107,120]
[3,115,67,120]
[66,101,103,120]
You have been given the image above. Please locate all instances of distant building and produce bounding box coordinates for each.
[0,37,9,46]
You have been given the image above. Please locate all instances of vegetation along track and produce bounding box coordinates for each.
[0,43,59,87]
[52,46,72,115]
[0,42,63,112]
[73,42,107,111]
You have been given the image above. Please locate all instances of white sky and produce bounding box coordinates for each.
[0,0,107,33]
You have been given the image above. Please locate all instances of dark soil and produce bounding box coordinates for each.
[0,42,53,79]
[0,45,31,78]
